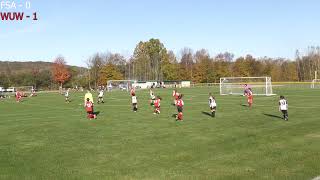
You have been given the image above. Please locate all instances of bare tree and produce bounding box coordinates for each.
[86,53,103,89]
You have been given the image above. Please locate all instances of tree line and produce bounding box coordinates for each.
[86,39,319,84]
[0,39,319,89]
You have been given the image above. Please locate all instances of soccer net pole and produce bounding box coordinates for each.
[311,71,318,88]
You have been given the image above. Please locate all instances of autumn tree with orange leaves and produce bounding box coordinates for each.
[52,56,70,89]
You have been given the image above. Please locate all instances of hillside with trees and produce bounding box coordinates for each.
[0,61,86,89]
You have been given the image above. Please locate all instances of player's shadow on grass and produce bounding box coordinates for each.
[201,111,212,117]
[240,104,248,107]
[263,113,283,119]
[94,111,100,116]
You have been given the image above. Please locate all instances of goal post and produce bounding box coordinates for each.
[311,79,320,88]
[106,80,135,92]
[220,77,275,96]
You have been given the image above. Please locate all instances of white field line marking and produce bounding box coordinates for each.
[3,100,83,111]
[3,100,320,110]
[2,95,319,115]
[20,100,320,110]
[0,110,84,117]
[4,99,320,110]
[3,114,83,121]
[312,176,320,180]
[188,101,320,109]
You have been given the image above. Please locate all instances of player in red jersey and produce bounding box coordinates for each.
[130,87,135,96]
[85,98,96,120]
[175,94,184,121]
[245,88,253,108]
[172,89,179,106]
[15,91,22,102]
[153,96,162,114]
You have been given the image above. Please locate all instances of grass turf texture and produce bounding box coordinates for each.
[0,87,320,180]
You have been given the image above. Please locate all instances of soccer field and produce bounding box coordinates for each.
[0,87,319,179]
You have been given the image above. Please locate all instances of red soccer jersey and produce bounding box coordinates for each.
[154,99,160,108]
[173,92,179,100]
[15,91,21,101]
[173,91,179,99]
[175,94,179,100]
[246,90,253,104]
[85,101,93,112]
[176,99,184,107]
[130,88,135,96]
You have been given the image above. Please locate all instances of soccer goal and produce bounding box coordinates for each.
[15,86,34,92]
[220,77,275,96]
[106,80,135,92]
[311,79,320,88]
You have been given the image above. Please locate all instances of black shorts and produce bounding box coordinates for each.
[281,110,288,114]
[177,106,183,113]
[210,106,216,110]
[132,103,137,106]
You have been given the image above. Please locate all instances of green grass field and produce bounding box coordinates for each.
[1,87,320,180]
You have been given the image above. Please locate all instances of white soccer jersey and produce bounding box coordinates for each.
[150,94,155,100]
[65,91,69,97]
[279,99,288,110]
[98,91,104,97]
[132,96,137,104]
[209,97,216,107]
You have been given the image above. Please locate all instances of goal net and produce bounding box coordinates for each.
[15,86,34,92]
[220,77,275,96]
[106,80,135,92]
[311,79,320,88]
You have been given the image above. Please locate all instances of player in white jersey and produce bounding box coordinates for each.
[279,95,288,121]
[97,90,105,104]
[209,93,217,117]
[65,88,70,103]
[131,93,138,112]
[149,89,156,106]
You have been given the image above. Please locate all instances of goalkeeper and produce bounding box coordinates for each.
[84,90,94,106]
